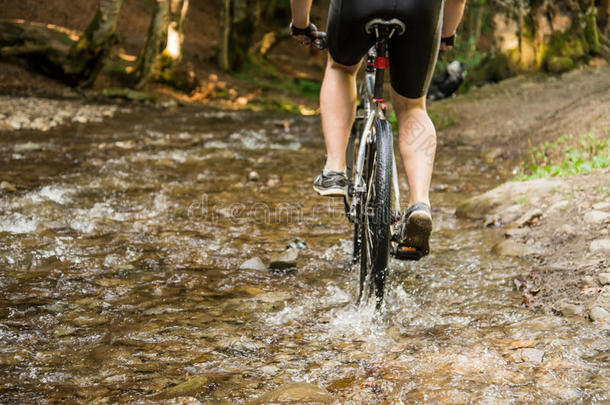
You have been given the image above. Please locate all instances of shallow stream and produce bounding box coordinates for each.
[0,107,608,403]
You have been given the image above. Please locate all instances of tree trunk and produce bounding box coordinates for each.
[163,0,189,65]
[133,0,170,88]
[600,0,610,35]
[67,0,123,87]
[218,0,231,70]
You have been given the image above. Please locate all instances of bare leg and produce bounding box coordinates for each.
[391,90,436,207]
[320,55,361,172]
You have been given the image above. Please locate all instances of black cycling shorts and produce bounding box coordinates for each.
[327,0,444,98]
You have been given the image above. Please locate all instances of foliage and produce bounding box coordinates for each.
[514,133,610,180]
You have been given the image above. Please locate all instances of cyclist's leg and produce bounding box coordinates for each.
[320,56,361,172]
[392,93,436,207]
[323,0,373,173]
[388,0,443,207]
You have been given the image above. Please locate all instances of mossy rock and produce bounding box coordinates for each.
[546,56,575,73]
[459,53,514,92]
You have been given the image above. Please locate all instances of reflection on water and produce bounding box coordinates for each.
[0,107,608,403]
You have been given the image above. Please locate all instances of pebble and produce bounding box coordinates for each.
[248,171,260,181]
[590,239,610,253]
[584,210,610,224]
[599,273,610,286]
[239,257,266,271]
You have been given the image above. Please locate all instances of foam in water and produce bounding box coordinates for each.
[0,212,37,234]
[37,186,72,204]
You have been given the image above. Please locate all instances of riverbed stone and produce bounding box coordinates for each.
[269,248,298,271]
[156,376,209,399]
[492,240,539,257]
[590,239,610,253]
[252,382,332,404]
[240,257,266,271]
[584,210,610,224]
[456,179,561,220]
[598,273,610,286]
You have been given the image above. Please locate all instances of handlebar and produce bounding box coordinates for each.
[311,31,328,50]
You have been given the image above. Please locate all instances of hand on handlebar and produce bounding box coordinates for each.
[289,22,328,50]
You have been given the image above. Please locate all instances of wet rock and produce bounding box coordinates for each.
[589,306,610,323]
[286,238,307,250]
[239,257,266,271]
[507,348,545,363]
[456,178,561,220]
[592,202,610,211]
[584,210,610,224]
[269,248,298,271]
[248,171,260,181]
[560,303,584,317]
[492,240,539,257]
[590,239,610,253]
[252,382,332,404]
[13,142,42,152]
[156,376,209,399]
[598,273,610,286]
[515,208,543,227]
[0,181,16,192]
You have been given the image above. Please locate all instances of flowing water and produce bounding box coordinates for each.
[0,107,608,403]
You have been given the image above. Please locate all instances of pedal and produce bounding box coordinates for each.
[393,245,424,261]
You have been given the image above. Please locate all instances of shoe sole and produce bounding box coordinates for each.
[313,185,348,197]
[404,212,432,254]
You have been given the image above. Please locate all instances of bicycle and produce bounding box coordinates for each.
[306,19,422,309]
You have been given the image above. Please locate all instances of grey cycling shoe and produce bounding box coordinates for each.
[313,170,348,197]
[396,202,432,260]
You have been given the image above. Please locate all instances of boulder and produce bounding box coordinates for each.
[456,179,561,220]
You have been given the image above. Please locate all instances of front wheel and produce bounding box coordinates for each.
[359,119,393,309]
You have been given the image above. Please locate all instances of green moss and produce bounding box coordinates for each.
[459,53,513,93]
[546,56,575,73]
[584,14,601,54]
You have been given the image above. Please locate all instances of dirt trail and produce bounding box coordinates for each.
[433,64,610,323]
